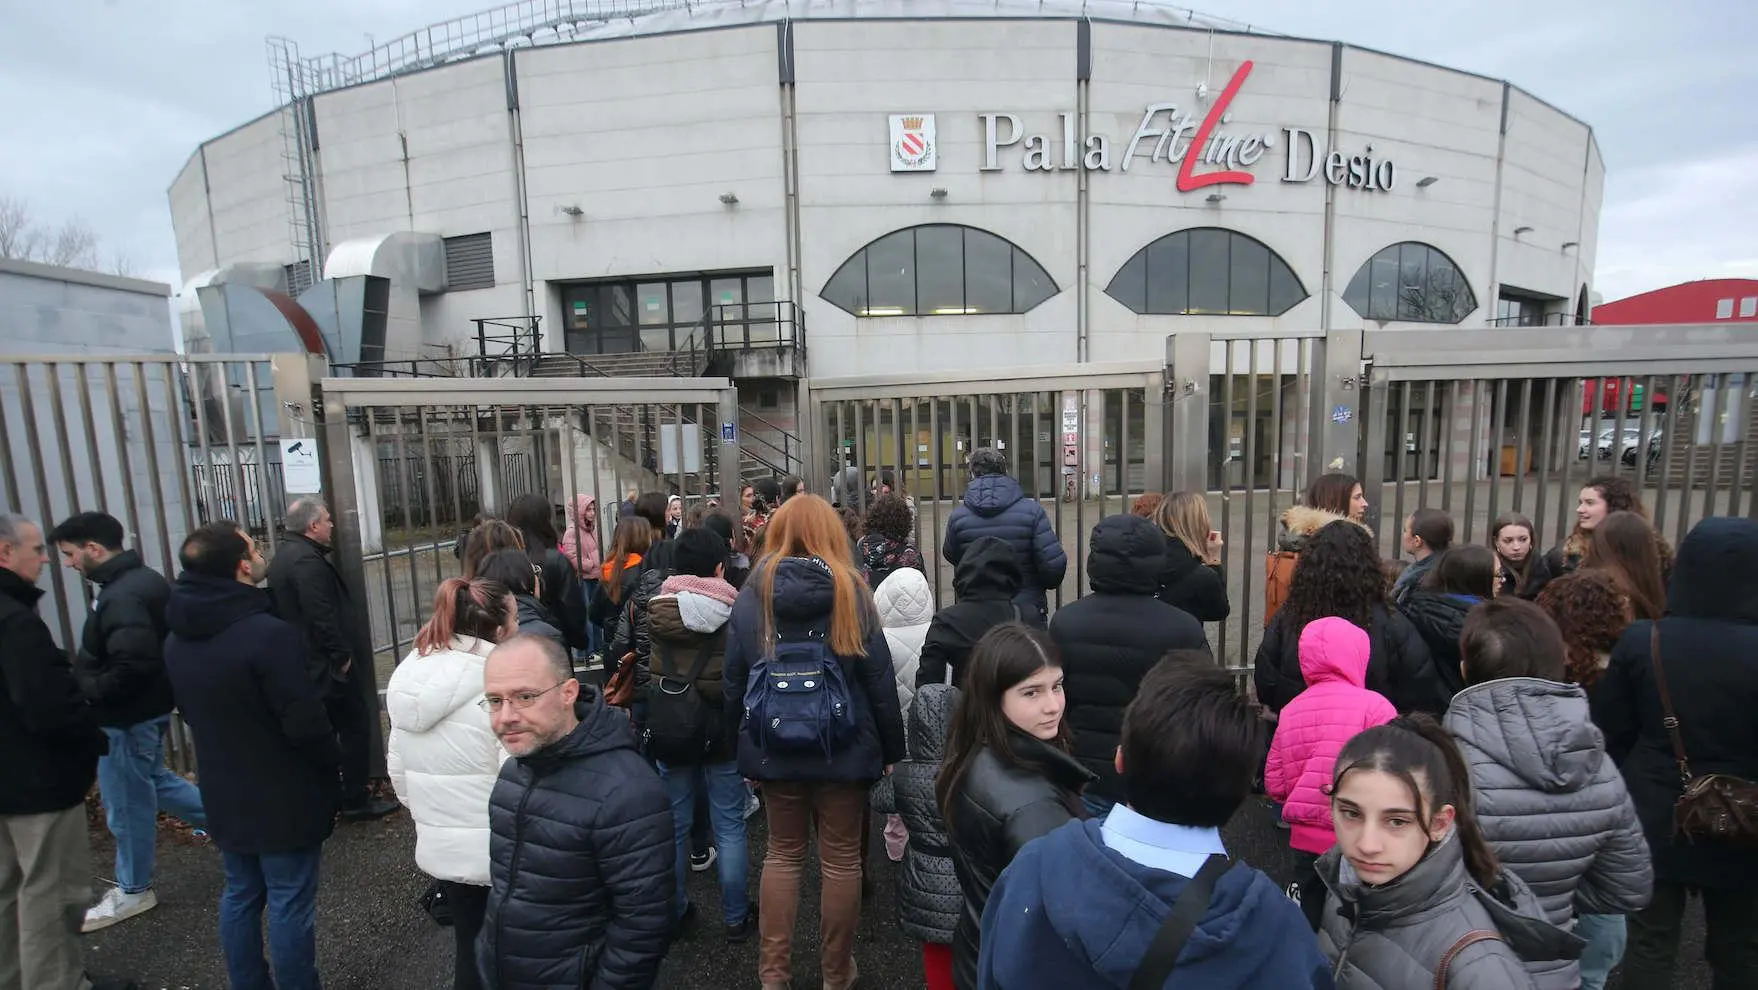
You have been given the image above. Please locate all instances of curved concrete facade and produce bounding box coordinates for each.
[169,1,1603,376]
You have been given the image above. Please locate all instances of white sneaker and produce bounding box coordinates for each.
[744,790,761,820]
[82,886,157,933]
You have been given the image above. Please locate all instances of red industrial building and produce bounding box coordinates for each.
[1592,277,1758,325]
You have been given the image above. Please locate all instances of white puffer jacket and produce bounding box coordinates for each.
[876,568,934,724]
[386,636,508,886]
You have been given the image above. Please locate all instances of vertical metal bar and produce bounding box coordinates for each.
[907,398,922,553]
[1675,376,1702,548]
[1636,375,1660,491]
[46,363,84,514]
[1073,388,1087,599]
[1438,380,1458,515]
[1513,378,1533,519]
[1485,379,1509,544]
[0,366,21,528]
[1267,342,1285,569]
[1120,389,1133,513]
[834,402,848,504]
[187,361,218,527]
[1704,373,1727,517]
[892,397,906,507]
[928,396,945,606]
[1218,344,1235,608]
[1727,376,1752,518]
[440,407,466,558]
[1393,381,1412,555]
[1533,379,1557,548]
[1652,376,1681,537]
[1240,342,1259,643]
[1556,379,1581,550]
[393,409,422,657]
[416,405,446,590]
[103,363,144,559]
[1418,379,1440,511]
[75,363,109,515]
[216,364,251,529]
[852,400,868,515]
[584,405,604,560]
[1361,369,1391,558]
[15,365,77,648]
[1463,381,1485,543]
[161,363,198,536]
[243,364,278,553]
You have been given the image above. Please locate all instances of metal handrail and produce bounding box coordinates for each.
[1487,313,1594,328]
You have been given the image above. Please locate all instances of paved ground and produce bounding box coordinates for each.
[84,797,1707,989]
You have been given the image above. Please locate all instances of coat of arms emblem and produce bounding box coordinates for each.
[889,114,937,172]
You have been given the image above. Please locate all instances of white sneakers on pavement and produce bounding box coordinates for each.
[82,887,158,933]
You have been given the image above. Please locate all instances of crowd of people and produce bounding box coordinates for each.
[2,454,1755,990]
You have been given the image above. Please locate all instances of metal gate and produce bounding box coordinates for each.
[314,374,744,683]
[0,352,316,771]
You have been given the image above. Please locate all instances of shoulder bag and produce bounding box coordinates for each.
[603,598,640,708]
[1649,625,1758,847]
[1128,854,1231,990]
[1434,930,1503,990]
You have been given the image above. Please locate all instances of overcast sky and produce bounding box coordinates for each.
[1,0,1751,303]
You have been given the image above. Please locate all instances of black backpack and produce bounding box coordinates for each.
[644,638,719,764]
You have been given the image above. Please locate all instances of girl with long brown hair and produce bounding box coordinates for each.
[1491,511,1556,598]
[721,495,906,990]
[589,516,653,630]
[1584,510,1668,622]
[1150,491,1229,622]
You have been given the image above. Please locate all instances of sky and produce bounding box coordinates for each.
[1,0,1752,303]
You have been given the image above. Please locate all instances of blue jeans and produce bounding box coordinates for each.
[581,579,604,656]
[99,714,207,892]
[1577,912,1627,990]
[219,846,323,990]
[656,760,751,927]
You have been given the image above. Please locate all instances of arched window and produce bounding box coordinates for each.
[820,224,1057,317]
[1343,242,1477,324]
[1105,228,1305,317]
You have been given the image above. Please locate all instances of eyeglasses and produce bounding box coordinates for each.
[478,680,570,714]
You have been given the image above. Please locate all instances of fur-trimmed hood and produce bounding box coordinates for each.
[1277,505,1371,551]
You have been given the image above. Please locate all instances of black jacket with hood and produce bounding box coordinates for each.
[941,474,1067,621]
[0,568,104,816]
[1255,603,1446,716]
[870,682,961,944]
[481,689,674,990]
[1049,515,1210,800]
[916,537,1029,689]
[162,571,340,855]
[532,545,588,652]
[1402,590,1488,699]
[1157,535,1231,623]
[1591,516,1758,890]
[75,549,176,726]
[513,594,566,648]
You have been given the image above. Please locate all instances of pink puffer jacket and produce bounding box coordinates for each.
[1264,616,1398,854]
[559,494,602,576]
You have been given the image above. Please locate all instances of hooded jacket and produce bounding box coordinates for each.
[387,636,508,887]
[75,549,176,726]
[1049,515,1210,800]
[513,594,566,648]
[1403,590,1484,698]
[918,537,1028,689]
[1591,516,1758,890]
[560,494,602,577]
[1265,618,1399,854]
[1390,554,1440,607]
[860,532,925,591]
[1444,678,1651,990]
[481,690,674,990]
[532,545,588,652]
[869,683,961,944]
[942,474,1068,620]
[947,731,1096,990]
[1265,506,1365,628]
[162,571,340,855]
[1318,832,1581,990]
[0,568,104,816]
[1157,536,1230,623]
[978,819,1333,990]
[647,573,738,764]
[876,567,934,724]
[721,556,907,783]
[1255,604,1445,716]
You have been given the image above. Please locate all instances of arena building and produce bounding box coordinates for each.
[169,0,1602,442]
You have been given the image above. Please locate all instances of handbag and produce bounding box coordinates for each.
[1434,930,1502,990]
[418,879,453,927]
[1128,854,1231,990]
[1649,625,1758,848]
[603,598,639,708]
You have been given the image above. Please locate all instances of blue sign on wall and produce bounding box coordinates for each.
[721,422,737,441]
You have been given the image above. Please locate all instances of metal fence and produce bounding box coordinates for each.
[375,449,539,529]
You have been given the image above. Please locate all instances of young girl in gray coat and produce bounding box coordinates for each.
[1445,599,1651,990]
[1318,715,1583,990]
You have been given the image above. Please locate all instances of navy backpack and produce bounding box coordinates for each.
[742,629,859,757]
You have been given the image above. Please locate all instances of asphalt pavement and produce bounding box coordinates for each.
[84,797,1709,989]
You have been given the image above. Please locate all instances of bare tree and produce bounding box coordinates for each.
[0,194,121,275]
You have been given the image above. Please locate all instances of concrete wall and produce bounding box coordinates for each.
[173,14,1602,379]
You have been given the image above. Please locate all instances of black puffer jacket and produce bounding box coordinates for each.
[722,556,907,783]
[941,475,1067,621]
[1048,515,1209,801]
[75,550,175,726]
[870,682,960,944]
[917,537,1028,689]
[1592,516,1758,891]
[1403,591,1487,699]
[0,569,104,816]
[532,545,588,652]
[1156,536,1230,622]
[481,690,673,990]
[1255,604,1447,716]
[947,731,1095,990]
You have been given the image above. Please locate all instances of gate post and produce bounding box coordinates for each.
[718,385,743,507]
[1165,332,1212,493]
[1312,329,1365,484]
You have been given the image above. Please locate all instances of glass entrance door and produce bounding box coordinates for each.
[562,285,638,354]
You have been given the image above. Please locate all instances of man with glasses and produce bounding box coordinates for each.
[164,522,339,990]
[478,634,673,989]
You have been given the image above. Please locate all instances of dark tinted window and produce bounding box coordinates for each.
[820,224,1058,317]
[1343,242,1478,323]
[1104,228,1305,316]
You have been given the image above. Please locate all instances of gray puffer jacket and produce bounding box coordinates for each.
[1318,832,1582,990]
[1444,678,1652,990]
[871,683,960,944]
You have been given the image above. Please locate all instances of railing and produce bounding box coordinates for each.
[737,405,802,476]
[700,300,806,354]
[475,315,544,376]
[1487,313,1593,327]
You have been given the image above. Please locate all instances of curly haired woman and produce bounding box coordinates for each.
[859,494,924,591]
[1535,570,1633,688]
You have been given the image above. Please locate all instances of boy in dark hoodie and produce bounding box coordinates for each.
[977,652,1332,990]
[916,536,1028,689]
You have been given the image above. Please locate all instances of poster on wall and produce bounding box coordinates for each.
[280,438,322,494]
